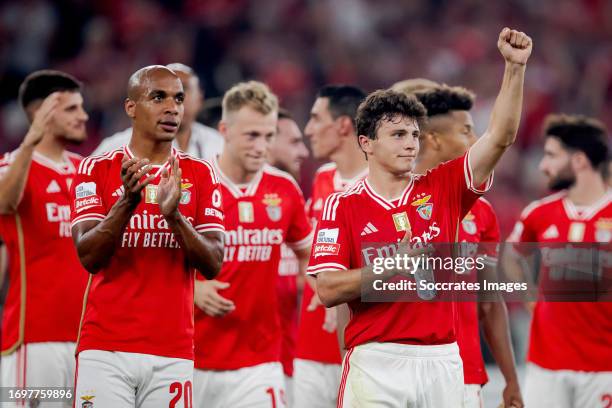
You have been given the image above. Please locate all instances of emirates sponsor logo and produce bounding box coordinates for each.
[224,226,283,246]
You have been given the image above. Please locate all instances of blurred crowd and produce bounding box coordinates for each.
[1,0,611,237]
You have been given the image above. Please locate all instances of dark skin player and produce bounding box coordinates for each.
[72,65,223,278]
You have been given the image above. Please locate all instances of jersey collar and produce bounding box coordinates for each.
[32,151,76,175]
[363,176,414,210]
[212,157,264,199]
[562,190,612,221]
[122,145,176,178]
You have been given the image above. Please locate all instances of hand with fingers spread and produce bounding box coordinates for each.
[498,27,533,65]
[195,279,236,317]
[120,156,154,207]
[23,92,62,147]
[158,156,182,218]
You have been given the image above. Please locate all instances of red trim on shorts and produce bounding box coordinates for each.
[337,348,353,408]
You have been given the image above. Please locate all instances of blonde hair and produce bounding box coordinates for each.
[390,78,439,96]
[222,81,278,119]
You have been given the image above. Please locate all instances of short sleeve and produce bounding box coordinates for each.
[429,148,494,217]
[306,193,351,275]
[285,183,313,251]
[70,158,108,228]
[193,161,225,233]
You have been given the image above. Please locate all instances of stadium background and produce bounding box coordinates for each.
[0,0,610,405]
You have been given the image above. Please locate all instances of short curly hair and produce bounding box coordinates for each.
[356,89,427,140]
[543,113,608,167]
[415,85,475,117]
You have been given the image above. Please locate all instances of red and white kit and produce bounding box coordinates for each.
[193,163,312,408]
[70,146,224,407]
[509,190,612,407]
[0,150,88,404]
[276,243,299,400]
[307,151,493,407]
[456,197,501,407]
[293,163,366,408]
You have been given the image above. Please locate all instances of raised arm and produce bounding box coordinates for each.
[72,157,153,273]
[469,28,533,186]
[157,157,224,278]
[0,93,60,214]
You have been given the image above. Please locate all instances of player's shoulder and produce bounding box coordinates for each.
[320,180,366,221]
[263,165,302,192]
[474,197,496,215]
[77,147,125,176]
[315,162,337,176]
[520,191,566,219]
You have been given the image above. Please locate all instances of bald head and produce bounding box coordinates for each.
[127,65,180,101]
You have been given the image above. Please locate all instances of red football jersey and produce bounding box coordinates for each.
[508,191,612,371]
[70,146,224,360]
[295,163,367,364]
[307,152,492,349]
[194,163,313,370]
[456,197,500,385]
[0,151,88,353]
[277,244,299,377]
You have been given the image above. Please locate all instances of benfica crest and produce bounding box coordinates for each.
[180,180,193,205]
[462,212,477,235]
[411,194,433,221]
[262,193,282,222]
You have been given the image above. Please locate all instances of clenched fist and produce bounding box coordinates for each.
[498,27,533,65]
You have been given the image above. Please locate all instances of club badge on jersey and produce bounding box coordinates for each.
[145,184,158,204]
[462,212,478,235]
[180,180,193,204]
[263,193,283,222]
[412,193,433,221]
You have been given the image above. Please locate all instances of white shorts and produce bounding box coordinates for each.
[74,349,193,408]
[463,384,483,408]
[193,362,286,408]
[524,362,612,408]
[1,342,76,408]
[284,375,293,407]
[338,342,464,408]
[292,359,341,408]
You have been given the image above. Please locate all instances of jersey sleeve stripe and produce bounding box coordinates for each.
[306,262,348,275]
[286,231,314,250]
[464,148,494,194]
[71,214,105,228]
[195,223,225,232]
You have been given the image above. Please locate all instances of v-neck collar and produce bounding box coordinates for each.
[123,145,175,178]
[362,176,414,210]
[212,157,264,199]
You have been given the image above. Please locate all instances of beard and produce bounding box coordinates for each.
[547,165,576,191]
